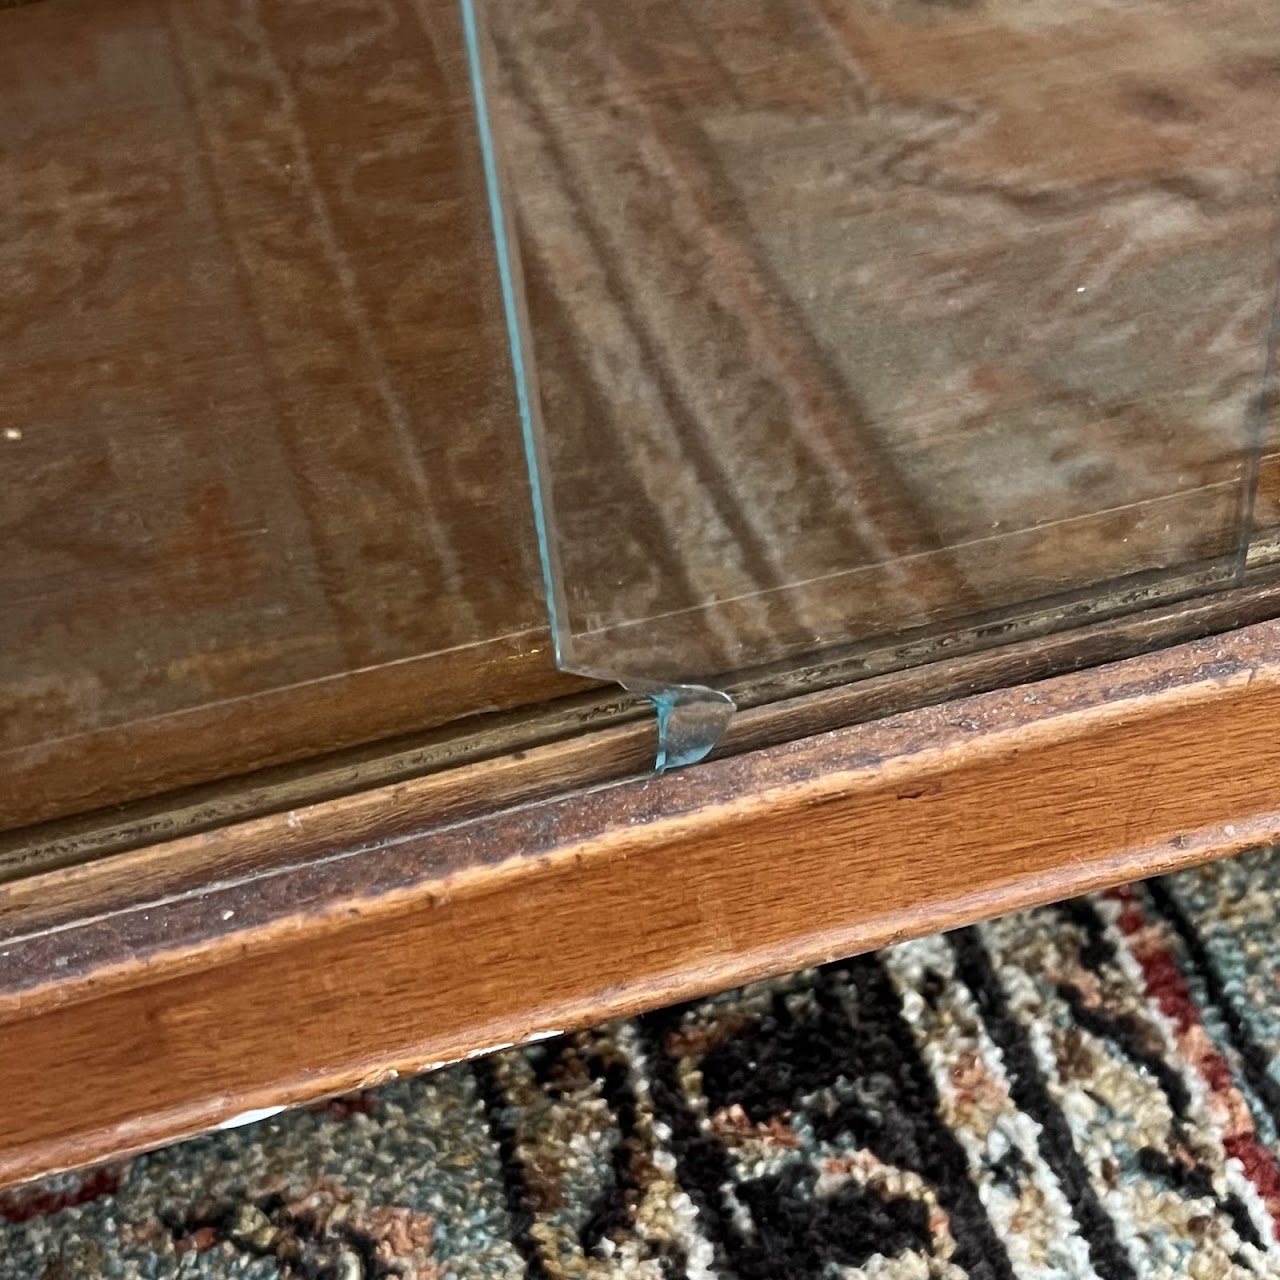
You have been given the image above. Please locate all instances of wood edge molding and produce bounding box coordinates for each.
[0,830,1263,1192]
[6,578,1275,937]
[0,615,1261,995]
[1,619,1279,1187]
[0,681,645,885]
[8,568,1280,884]
[0,713,659,940]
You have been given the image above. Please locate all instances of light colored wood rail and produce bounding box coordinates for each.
[2,619,1279,1188]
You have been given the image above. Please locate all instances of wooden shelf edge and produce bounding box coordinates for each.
[3,619,1280,1188]
[11,569,1280,885]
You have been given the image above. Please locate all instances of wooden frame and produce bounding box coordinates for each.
[10,568,1280,882]
[6,0,1280,1207]
[4,615,1280,1189]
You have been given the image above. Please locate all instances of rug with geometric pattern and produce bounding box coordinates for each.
[6,845,1280,1279]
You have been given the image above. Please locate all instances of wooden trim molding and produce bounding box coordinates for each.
[3,619,1280,1188]
[10,570,1280,884]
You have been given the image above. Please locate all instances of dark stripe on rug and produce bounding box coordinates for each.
[834,955,1017,1280]
[1064,899,1266,1252]
[637,1003,745,1275]
[688,975,944,1277]
[1053,903,1192,1120]
[1135,1147,1266,1255]
[580,1032,684,1275]
[588,1029,691,1280]
[1145,877,1280,1135]
[1108,883,1280,1242]
[471,1058,554,1280]
[949,926,1138,1280]
[659,960,1016,1278]
[1055,898,1119,972]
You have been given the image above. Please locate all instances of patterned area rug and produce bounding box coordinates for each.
[6,846,1280,1279]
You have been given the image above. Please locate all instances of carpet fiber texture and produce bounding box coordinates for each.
[7,846,1280,1279]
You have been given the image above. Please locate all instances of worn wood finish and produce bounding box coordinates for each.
[9,568,1280,884]
[0,0,585,832]
[7,0,1280,837]
[3,618,1280,1189]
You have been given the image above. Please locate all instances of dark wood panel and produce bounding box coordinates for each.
[0,0,579,826]
[5,0,1279,832]
[3,618,1280,1189]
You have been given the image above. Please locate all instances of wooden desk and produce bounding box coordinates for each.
[2,0,1279,1188]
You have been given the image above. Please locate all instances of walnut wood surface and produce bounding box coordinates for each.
[6,0,1280,834]
[5,0,1280,1191]
[3,618,1280,1189]
[0,0,581,832]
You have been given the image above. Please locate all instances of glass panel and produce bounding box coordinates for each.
[467,0,1277,765]
[0,0,568,831]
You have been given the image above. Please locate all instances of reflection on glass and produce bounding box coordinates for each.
[469,0,1279,764]
[0,0,556,829]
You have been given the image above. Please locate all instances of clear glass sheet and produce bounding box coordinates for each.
[467,0,1278,766]
[0,0,558,829]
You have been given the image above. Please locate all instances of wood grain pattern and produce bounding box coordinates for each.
[488,0,1280,680]
[8,568,1280,885]
[6,0,1279,837]
[0,0,583,831]
[4,617,1280,1190]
